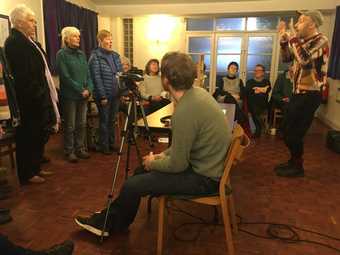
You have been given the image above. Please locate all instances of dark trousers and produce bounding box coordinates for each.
[283,92,321,161]
[96,99,119,150]
[249,105,266,137]
[97,167,219,231]
[0,234,43,255]
[15,124,46,184]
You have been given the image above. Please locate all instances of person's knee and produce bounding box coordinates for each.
[122,172,152,195]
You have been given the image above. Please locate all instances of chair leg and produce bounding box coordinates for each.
[220,199,235,255]
[228,195,238,234]
[157,196,166,255]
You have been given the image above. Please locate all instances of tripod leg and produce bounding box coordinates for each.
[100,100,133,242]
[138,100,154,147]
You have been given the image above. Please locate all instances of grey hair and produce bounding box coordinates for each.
[120,56,131,66]
[61,26,80,48]
[9,4,35,28]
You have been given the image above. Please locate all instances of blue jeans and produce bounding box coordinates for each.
[96,167,219,231]
[62,99,88,154]
[96,99,119,150]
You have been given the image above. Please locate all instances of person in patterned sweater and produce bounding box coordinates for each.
[275,10,329,177]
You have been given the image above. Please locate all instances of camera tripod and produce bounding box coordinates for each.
[100,88,153,241]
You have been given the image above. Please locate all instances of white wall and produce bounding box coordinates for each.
[133,15,185,68]
[318,80,340,129]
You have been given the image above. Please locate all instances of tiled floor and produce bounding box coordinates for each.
[1,119,340,255]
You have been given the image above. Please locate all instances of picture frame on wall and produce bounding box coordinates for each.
[0,14,10,47]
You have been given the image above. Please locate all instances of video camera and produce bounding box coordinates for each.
[118,67,144,93]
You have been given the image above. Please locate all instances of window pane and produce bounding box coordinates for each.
[217,37,242,54]
[216,55,241,74]
[279,15,299,26]
[186,18,214,31]
[188,37,211,53]
[190,54,211,71]
[216,17,246,31]
[248,37,273,54]
[247,16,278,31]
[247,55,272,71]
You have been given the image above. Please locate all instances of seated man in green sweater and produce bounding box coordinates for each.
[74,52,231,237]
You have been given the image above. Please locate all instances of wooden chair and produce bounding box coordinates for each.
[156,124,250,255]
[272,108,283,129]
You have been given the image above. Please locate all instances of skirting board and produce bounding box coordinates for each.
[317,115,340,130]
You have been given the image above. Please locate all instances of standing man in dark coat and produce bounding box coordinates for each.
[4,4,57,184]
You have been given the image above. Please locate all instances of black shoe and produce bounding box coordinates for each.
[276,165,304,177]
[43,240,74,255]
[0,211,12,225]
[66,153,78,163]
[75,214,109,237]
[274,160,293,172]
[76,150,90,159]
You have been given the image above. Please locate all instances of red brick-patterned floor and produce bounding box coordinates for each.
[1,119,340,255]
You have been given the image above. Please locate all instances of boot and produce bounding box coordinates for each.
[276,157,304,177]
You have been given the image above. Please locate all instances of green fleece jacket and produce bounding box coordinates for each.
[56,47,93,100]
[150,87,231,179]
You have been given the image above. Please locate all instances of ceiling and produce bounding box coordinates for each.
[91,0,255,5]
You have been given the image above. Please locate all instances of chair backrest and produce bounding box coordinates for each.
[219,124,249,197]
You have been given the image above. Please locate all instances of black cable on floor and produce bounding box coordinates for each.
[167,204,340,253]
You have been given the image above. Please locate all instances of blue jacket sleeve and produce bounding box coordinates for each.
[89,53,106,99]
[113,52,123,72]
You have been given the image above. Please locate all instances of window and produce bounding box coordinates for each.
[123,18,133,65]
[186,18,214,31]
[246,16,278,31]
[216,17,246,31]
[186,15,294,91]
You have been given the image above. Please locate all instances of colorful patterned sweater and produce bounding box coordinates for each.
[280,33,329,94]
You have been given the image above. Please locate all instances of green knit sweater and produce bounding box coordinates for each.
[150,87,231,179]
[56,47,93,100]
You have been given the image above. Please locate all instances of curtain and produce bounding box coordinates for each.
[328,6,340,80]
[43,0,98,74]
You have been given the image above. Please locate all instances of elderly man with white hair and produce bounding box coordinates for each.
[4,4,59,185]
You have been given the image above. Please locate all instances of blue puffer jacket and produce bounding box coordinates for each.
[88,48,122,101]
